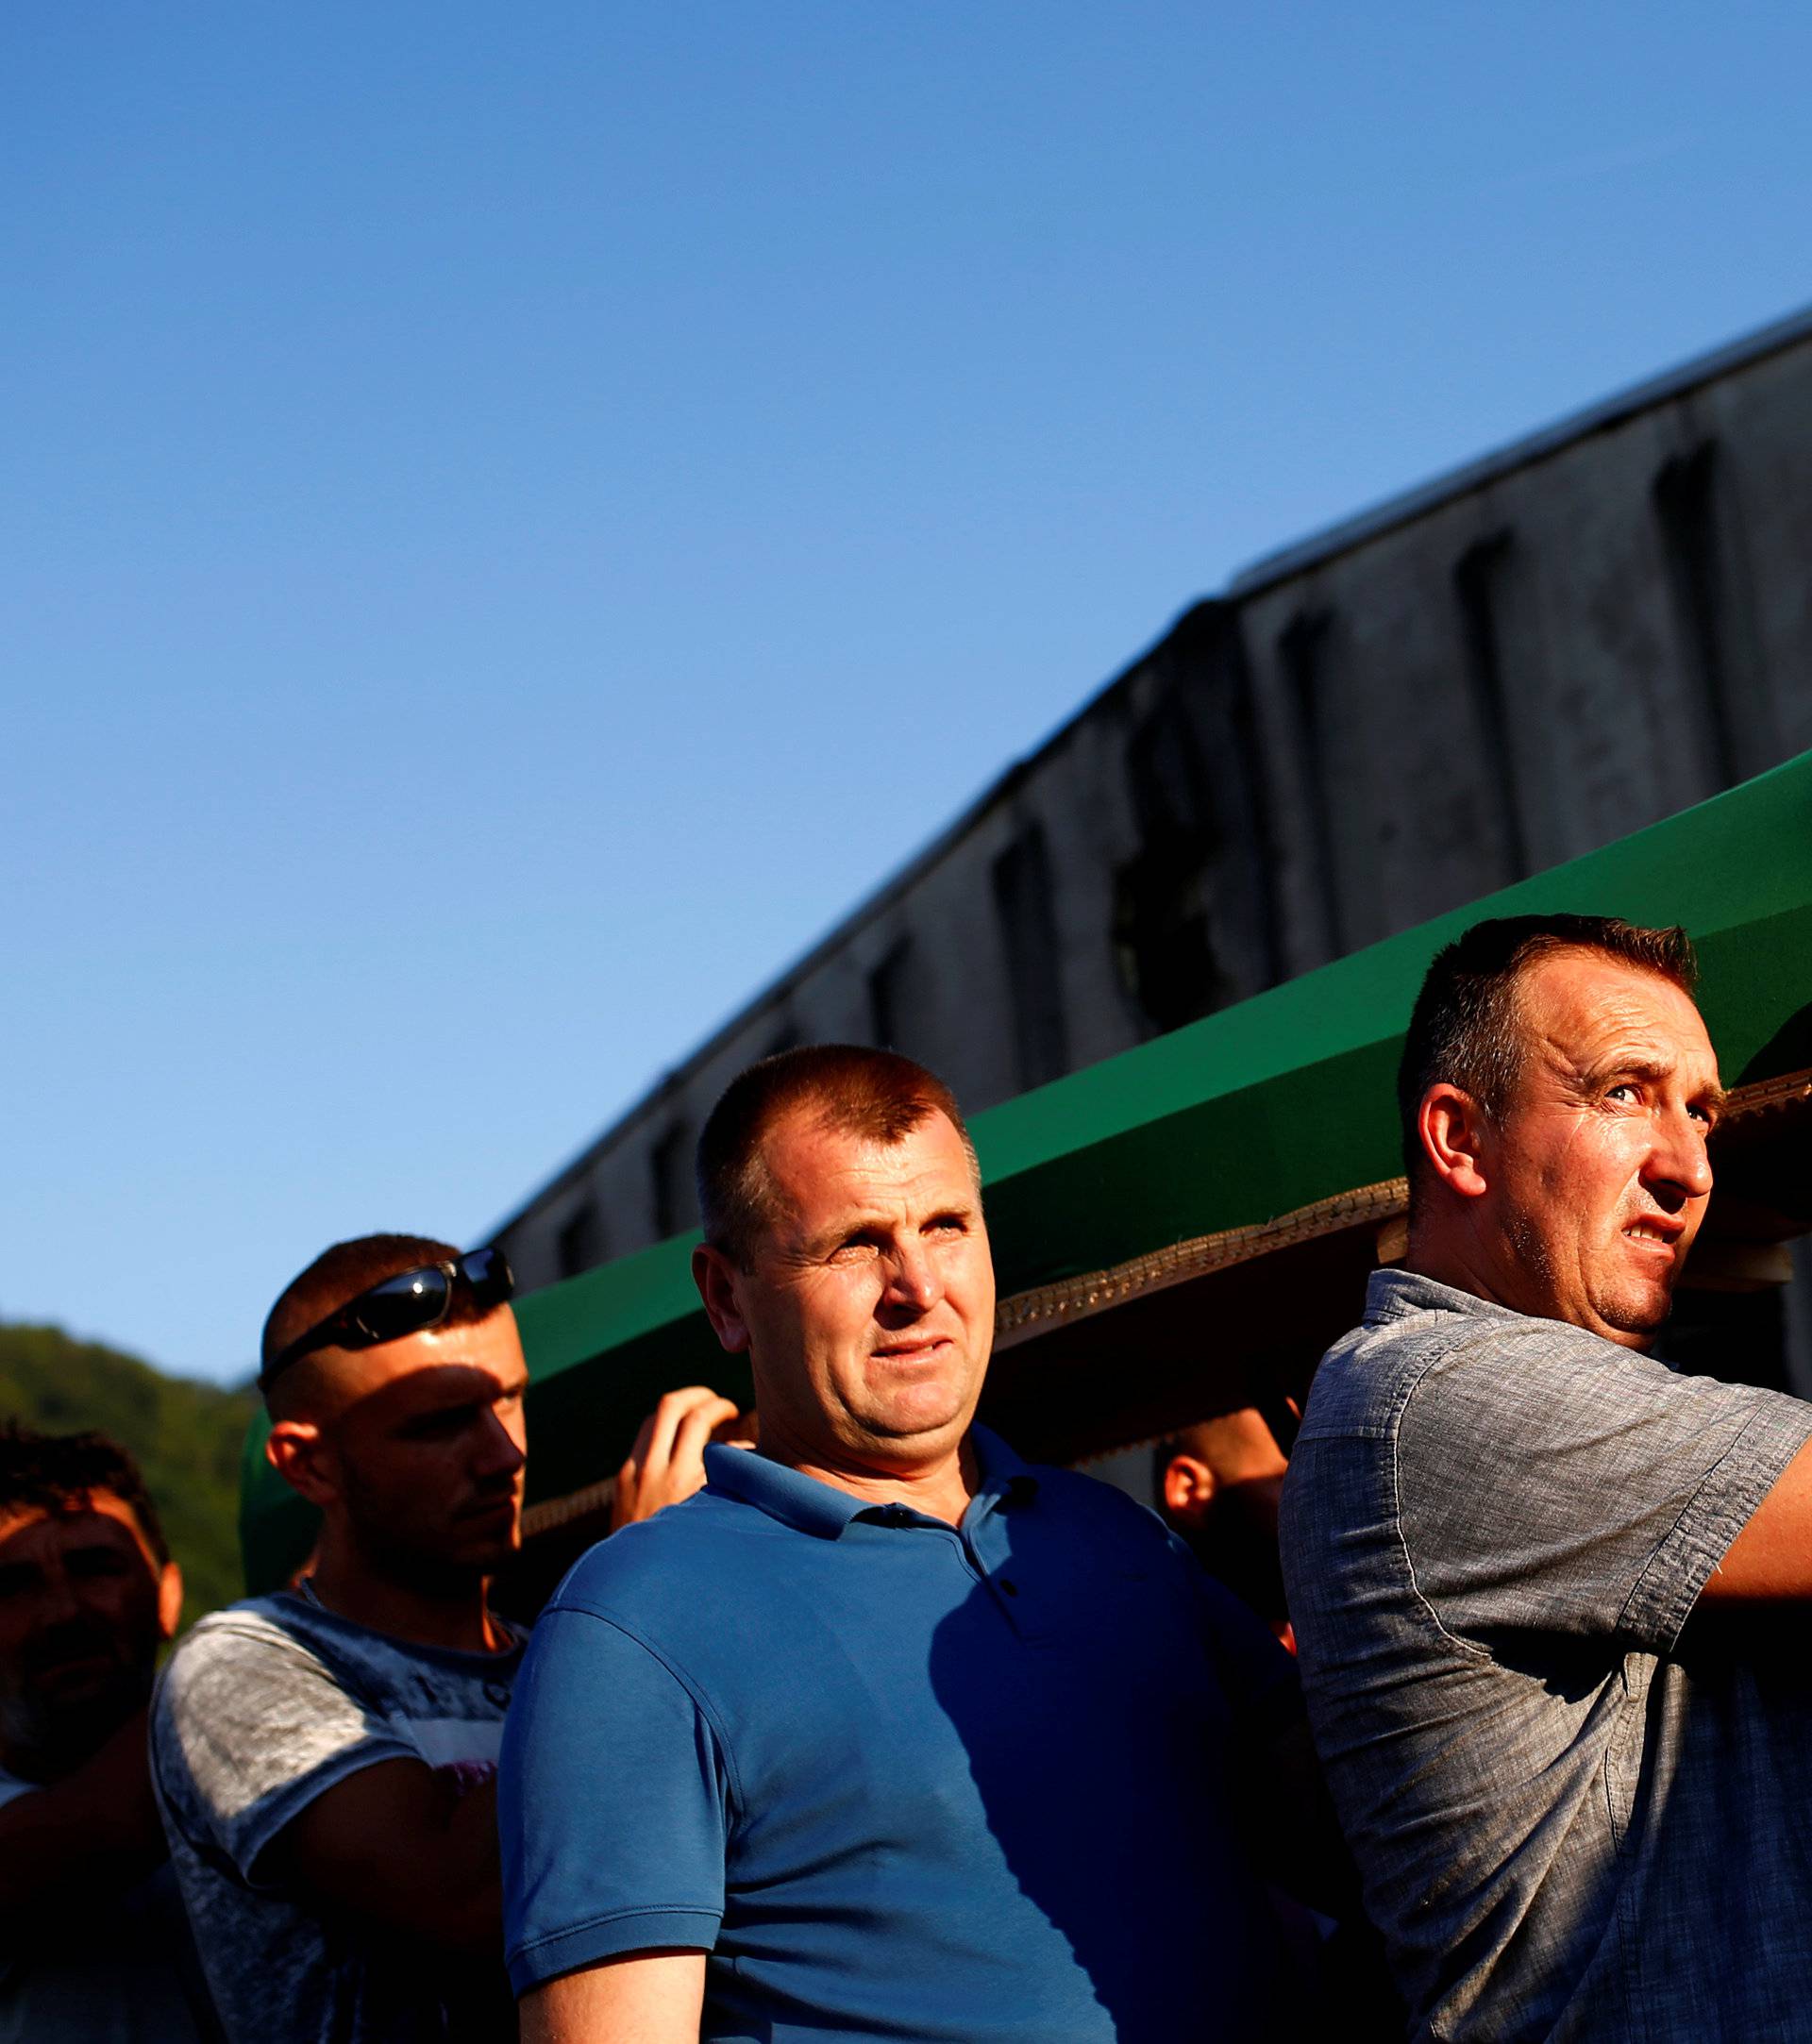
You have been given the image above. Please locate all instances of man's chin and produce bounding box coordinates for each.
[3,1672,148,1773]
[858,1401,973,1461]
[467,1531,521,1574]
[1597,1281,1678,1347]
[361,1522,518,1590]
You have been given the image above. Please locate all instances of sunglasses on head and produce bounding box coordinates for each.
[261,1249,515,1387]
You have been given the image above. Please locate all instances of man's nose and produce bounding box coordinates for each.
[1648,1108,1714,1201]
[474,1407,527,1478]
[881,1237,941,1312]
[34,1565,81,1629]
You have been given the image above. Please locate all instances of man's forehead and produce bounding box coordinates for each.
[1521,951,1717,1070]
[0,1493,149,1561]
[310,1308,528,1405]
[763,1108,972,1204]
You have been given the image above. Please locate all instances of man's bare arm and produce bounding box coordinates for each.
[1702,1434,1812,1600]
[260,1755,501,1952]
[0,1708,164,1916]
[519,1951,706,2044]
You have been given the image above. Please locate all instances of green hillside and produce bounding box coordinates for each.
[0,1323,255,1630]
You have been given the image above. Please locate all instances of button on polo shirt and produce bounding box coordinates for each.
[501,1426,1297,2044]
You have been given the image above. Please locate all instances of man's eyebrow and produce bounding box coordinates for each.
[1576,1055,1729,1113]
[800,1215,879,1254]
[419,1376,528,1407]
[1580,1054,1671,1083]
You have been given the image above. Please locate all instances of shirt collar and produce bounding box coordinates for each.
[702,1423,1040,1541]
[702,1444,863,1537]
[967,1423,1040,1520]
[1364,1264,1545,1329]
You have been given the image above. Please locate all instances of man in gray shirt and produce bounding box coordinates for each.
[153,1231,737,2042]
[154,1234,533,2043]
[1281,914,1812,2041]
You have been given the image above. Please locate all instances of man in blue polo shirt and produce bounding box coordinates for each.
[501,1046,1318,2042]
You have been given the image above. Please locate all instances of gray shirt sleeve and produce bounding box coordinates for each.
[153,1618,420,1880]
[1396,1320,1812,1653]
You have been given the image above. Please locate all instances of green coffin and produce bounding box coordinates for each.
[240,749,1812,1595]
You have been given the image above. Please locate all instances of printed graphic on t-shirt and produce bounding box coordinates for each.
[152,1592,525,2044]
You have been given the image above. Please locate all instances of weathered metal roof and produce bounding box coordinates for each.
[1229,302,1812,596]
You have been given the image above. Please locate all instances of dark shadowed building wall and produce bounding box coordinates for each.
[492,307,1812,1395]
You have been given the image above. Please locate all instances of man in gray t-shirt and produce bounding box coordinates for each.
[1282,915,1812,2041]
[153,1230,738,2044]
[153,1587,525,2040]
[152,1232,535,2044]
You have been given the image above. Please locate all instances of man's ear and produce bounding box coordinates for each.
[156,1559,183,1641]
[1418,1084,1492,1199]
[692,1245,751,1355]
[265,1419,340,1510]
[1162,1454,1216,1526]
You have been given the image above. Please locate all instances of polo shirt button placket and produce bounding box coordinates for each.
[988,1567,1032,1635]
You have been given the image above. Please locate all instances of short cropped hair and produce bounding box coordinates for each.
[1149,1367,1273,1499]
[260,1232,482,1394]
[1398,913,1699,1186]
[697,1045,980,1266]
[0,1421,170,1567]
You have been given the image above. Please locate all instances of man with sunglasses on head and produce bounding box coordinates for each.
[152,1234,736,2044]
[150,1234,528,2043]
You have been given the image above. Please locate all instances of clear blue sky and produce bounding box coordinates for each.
[7,3,1810,1383]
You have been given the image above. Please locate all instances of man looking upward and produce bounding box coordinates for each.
[1283,915,1812,2040]
[503,1047,1328,2043]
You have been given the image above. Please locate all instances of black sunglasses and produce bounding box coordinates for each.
[262,1249,515,1386]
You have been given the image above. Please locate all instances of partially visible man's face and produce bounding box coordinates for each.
[724,1108,996,1476]
[1483,950,1721,1347]
[0,1492,175,1774]
[1162,1408,1293,1634]
[302,1307,529,1580]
